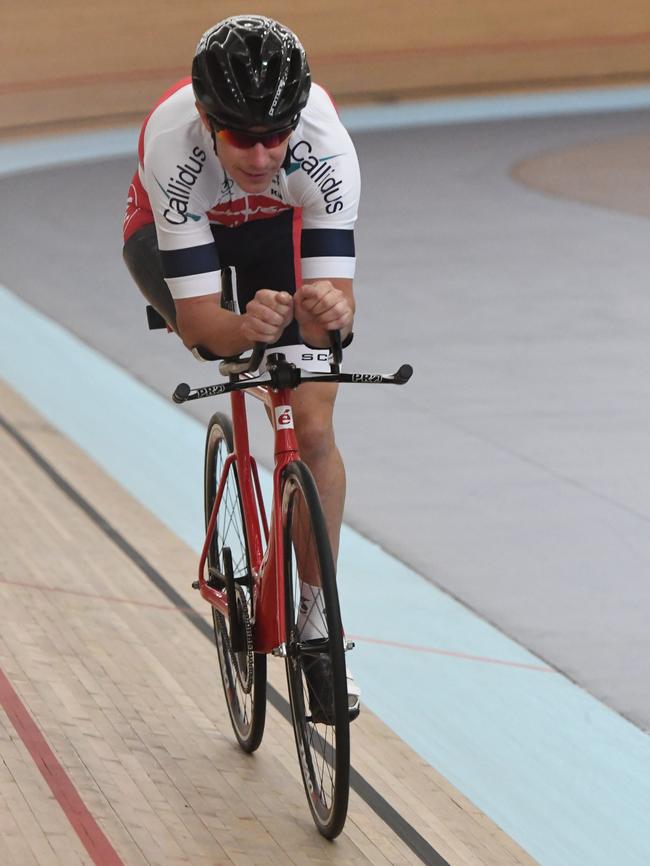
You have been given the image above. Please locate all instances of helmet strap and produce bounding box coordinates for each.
[209,125,219,158]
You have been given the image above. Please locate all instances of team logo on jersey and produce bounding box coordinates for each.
[154,146,207,225]
[286,141,345,214]
[214,173,283,207]
[207,195,291,227]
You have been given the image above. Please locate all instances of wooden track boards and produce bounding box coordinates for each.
[512,130,650,219]
[2,1,650,133]
[0,380,537,866]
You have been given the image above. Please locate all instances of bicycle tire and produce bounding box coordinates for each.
[282,460,350,838]
[204,412,266,752]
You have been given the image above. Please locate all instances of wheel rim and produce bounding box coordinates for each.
[283,473,348,831]
[206,422,257,744]
[207,426,248,581]
[213,606,256,738]
[287,637,341,823]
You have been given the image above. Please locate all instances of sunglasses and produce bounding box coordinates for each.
[214,125,295,149]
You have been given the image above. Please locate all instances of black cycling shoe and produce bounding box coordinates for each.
[304,653,361,724]
[305,654,336,725]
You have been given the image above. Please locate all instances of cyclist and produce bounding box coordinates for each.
[122,14,360,719]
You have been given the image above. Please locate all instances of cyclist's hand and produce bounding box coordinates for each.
[295,280,354,345]
[242,290,293,344]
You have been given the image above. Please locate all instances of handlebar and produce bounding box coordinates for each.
[330,330,343,368]
[180,266,346,380]
[394,364,413,385]
[216,328,343,378]
[172,361,413,405]
[171,272,412,404]
[218,342,267,377]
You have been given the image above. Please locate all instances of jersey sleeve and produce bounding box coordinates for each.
[288,87,360,281]
[142,125,222,300]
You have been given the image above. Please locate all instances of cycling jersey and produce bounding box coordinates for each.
[123,78,360,301]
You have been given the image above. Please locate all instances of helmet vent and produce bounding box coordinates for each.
[266,55,281,90]
[230,56,251,99]
[192,15,311,130]
[246,34,263,71]
[287,48,302,85]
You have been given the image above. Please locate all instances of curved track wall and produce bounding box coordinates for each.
[2,0,650,134]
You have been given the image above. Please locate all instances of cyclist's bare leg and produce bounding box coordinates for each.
[290,380,360,715]
[291,381,344,565]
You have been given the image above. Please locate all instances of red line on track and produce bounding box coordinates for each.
[0,577,552,671]
[0,575,197,613]
[0,667,126,866]
[348,634,554,672]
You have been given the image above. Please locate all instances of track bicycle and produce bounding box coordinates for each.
[155,279,412,838]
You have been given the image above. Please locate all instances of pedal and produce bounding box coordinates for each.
[349,704,361,722]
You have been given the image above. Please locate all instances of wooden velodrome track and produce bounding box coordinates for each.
[6,112,650,863]
[5,102,650,864]
[2,3,650,864]
[0,381,535,866]
[3,0,650,135]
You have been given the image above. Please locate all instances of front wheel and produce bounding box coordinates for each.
[282,461,350,839]
[204,412,266,753]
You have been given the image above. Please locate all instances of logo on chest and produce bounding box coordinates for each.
[207,194,291,227]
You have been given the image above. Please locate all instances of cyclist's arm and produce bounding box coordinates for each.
[140,114,256,356]
[175,289,293,356]
[288,87,360,348]
[175,295,247,356]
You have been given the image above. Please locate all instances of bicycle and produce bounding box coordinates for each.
[158,274,412,838]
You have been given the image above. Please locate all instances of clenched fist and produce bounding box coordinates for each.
[241,289,294,344]
[295,280,354,346]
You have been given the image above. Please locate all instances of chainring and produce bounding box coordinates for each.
[222,583,254,694]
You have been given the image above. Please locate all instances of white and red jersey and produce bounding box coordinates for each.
[123,78,360,300]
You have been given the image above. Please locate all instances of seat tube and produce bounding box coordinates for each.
[269,387,299,459]
[270,388,299,646]
[253,387,300,652]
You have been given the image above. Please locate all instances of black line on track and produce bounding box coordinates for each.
[1,413,451,866]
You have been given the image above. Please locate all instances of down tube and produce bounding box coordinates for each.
[273,458,293,648]
[230,390,264,571]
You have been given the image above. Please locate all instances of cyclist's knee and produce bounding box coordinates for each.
[294,406,336,463]
[298,427,336,465]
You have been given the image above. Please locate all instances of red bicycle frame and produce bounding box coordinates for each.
[197,383,299,653]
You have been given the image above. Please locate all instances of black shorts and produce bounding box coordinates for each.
[123,209,304,351]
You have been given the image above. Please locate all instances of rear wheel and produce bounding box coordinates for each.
[204,412,266,752]
[282,460,349,838]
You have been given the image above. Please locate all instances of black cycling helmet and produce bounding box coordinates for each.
[192,15,311,132]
